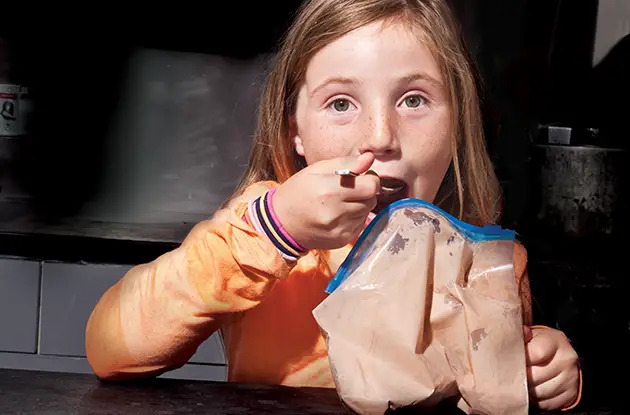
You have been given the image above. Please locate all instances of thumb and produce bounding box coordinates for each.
[350,152,375,175]
[523,325,533,343]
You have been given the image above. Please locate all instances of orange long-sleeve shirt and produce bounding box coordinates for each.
[85,180,559,396]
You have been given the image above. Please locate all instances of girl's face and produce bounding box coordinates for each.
[292,19,452,210]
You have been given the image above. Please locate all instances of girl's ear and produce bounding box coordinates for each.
[289,116,305,157]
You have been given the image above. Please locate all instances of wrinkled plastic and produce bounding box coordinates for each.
[313,199,528,414]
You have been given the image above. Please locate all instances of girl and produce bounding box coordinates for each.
[86,0,581,411]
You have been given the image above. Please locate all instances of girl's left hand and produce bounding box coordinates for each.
[523,325,581,411]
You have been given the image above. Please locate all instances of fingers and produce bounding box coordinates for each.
[529,366,575,410]
[334,152,375,177]
[530,371,578,411]
[341,174,381,201]
[525,331,557,366]
[344,199,378,217]
[536,390,578,412]
[523,325,533,343]
[526,328,581,411]
[529,371,566,401]
[328,153,380,200]
[350,152,376,175]
[527,359,558,388]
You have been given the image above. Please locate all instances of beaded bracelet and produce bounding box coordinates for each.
[247,188,308,262]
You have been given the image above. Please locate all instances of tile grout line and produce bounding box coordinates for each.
[36,261,43,355]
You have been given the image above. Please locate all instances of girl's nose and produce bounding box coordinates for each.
[359,109,400,157]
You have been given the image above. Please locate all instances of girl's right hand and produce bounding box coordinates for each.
[273,152,380,251]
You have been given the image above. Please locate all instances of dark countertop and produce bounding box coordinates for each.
[0,369,622,415]
[0,369,347,415]
[0,198,195,244]
[0,198,186,264]
[0,230,179,265]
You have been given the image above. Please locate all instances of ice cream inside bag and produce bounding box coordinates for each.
[312,199,529,414]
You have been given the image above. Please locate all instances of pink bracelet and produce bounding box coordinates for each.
[267,187,307,252]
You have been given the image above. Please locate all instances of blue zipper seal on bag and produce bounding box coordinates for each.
[325,198,515,294]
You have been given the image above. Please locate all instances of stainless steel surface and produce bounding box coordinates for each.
[0,49,271,243]
[532,144,628,236]
[547,126,572,145]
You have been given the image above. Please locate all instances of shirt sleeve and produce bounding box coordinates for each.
[513,241,533,326]
[85,181,293,380]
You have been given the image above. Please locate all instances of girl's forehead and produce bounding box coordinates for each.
[303,19,443,89]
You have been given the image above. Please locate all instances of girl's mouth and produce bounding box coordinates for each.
[374,177,408,214]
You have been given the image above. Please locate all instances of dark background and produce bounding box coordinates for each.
[1,1,628,412]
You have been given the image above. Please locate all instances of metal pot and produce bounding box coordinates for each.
[531,144,628,237]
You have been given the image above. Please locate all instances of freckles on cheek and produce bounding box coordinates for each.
[411,132,452,171]
[302,112,359,161]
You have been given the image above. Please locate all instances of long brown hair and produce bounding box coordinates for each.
[231,0,501,225]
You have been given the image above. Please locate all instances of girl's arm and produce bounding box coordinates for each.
[85,181,290,380]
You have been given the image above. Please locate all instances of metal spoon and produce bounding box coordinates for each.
[334,169,379,177]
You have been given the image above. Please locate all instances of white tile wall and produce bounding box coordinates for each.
[0,257,227,381]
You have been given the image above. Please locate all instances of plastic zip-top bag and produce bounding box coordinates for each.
[313,199,528,414]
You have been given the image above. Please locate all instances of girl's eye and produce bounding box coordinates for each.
[331,99,351,112]
[402,95,426,108]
